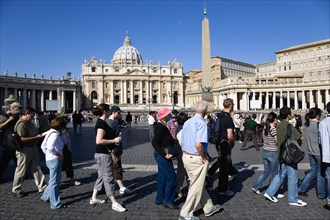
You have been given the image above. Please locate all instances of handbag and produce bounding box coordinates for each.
[163,145,180,157]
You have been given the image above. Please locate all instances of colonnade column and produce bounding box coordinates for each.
[317,90,323,109]
[265,91,269,110]
[41,90,44,111]
[287,91,290,107]
[61,90,65,113]
[23,89,27,108]
[302,90,306,110]
[272,91,276,109]
[4,88,8,99]
[294,91,298,110]
[73,91,76,112]
[49,90,53,100]
[326,89,330,105]
[309,90,313,108]
[31,89,36,109]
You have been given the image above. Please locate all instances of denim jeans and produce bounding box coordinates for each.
[252,150,279,190]
[265,162,299,203]
[325,163,330,200]
[41,158,63,209]
[154,151,176,205]
[300,154,325,198]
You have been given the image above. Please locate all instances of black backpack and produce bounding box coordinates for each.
[280,124,305,164]
[1,120,23,151]
[209,114,222,145]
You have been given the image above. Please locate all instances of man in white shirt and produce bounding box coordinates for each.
[319,102,330,207]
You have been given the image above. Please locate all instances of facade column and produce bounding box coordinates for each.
[294,91,298,110]
[179,81,184,108]
[99,80,104,103]
[130,81,134,104]
[232,92,238,111]
[280,91,283,108]
[287,91,290,107]
[302,90,306,110]
[265,91,269,110]
[123,81,127,104]
[120,81,124,104]
[139,81,143,104]
[110,81,114,104]
[146,80,150,102]
[41,90,44,112]
[158,81,161,104]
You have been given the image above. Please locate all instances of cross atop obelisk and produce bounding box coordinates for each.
[201,1,213,108]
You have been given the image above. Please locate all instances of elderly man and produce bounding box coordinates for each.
[12,107,47,197]
[179,101,221,220]
[0,102,22,183]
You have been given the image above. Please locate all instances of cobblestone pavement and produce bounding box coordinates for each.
[0,122,329,220]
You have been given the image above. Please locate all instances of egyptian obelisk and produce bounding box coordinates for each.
[202,1,214,110]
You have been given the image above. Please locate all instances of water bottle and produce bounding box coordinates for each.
[115,132,122,146]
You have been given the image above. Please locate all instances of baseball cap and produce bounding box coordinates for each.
[110,105,122,113]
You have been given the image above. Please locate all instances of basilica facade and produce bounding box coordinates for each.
[81,34,184,110]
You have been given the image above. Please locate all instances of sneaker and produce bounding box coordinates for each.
[89,198,106,205]
[228,175,236,181]
[12,190,26,198]
[204,204,221,217]
[217,190,235,196]
[324,198,330,207]
[251,188,261,195]
[298,191,308,196]
[112,202,126,212]
[277,193,285,199]
[70,180,82,186]
[289,199,307,207]
[119,187,133,195]
[264,193,278,203]
[178,216,200,220]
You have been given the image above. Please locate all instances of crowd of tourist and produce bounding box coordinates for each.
[0,100,329,219]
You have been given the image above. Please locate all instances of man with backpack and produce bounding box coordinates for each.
[207,98,236,196]
[264,107,307,207]
[0,102,22,183]
[12,107,47,198]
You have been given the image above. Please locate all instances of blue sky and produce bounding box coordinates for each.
[1,0,329,80]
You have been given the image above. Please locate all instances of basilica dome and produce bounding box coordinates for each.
[112,34,143,65]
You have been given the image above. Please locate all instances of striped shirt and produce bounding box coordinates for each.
[262,127,277,152]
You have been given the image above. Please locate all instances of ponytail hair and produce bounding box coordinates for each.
[92,104,110,117]
[305,107,322,127]
[264,112,277,136]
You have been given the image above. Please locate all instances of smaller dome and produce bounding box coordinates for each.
[112,34,143,65]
